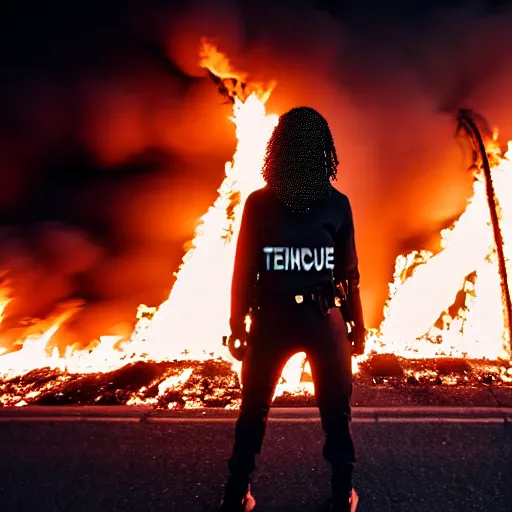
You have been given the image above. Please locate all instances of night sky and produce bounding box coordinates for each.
[1,0,512,351]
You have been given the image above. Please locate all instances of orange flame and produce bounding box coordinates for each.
[368,140,512,361]
[0,43,510,400]
[199,39,276,104]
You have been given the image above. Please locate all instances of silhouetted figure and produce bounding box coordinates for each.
[219,107,366,512]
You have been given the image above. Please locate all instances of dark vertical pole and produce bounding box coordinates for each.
[457,109,512,358]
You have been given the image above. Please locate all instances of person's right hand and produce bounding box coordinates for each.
[349,324,366,356]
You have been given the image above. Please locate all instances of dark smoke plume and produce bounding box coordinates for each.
[0,0,511,353]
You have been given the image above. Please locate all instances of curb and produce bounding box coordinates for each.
[0,406,511,424]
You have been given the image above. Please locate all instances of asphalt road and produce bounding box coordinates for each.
[0,415,511,512]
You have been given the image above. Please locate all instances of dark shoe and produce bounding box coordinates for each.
[218,485,256,511]
[330,489,358,512]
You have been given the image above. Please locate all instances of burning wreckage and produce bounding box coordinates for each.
[1,43,512,409]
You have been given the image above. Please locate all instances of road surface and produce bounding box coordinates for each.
[0,407,510,511]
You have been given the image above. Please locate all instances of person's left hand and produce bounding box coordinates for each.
[226,322,249,361]
[226,334,248,361]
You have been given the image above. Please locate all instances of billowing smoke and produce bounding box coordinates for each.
[1,0,511,352]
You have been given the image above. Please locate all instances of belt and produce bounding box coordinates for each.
[256,285,340,315]
[293,292,342,307]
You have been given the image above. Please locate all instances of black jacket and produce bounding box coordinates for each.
[230,185,364,329]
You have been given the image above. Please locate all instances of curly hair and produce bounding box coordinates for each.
[261,106,339,214]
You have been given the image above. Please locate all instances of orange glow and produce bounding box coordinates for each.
[0,43,510,402]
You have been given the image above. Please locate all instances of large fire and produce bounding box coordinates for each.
[372,135,511,362]
[0,43,511,405]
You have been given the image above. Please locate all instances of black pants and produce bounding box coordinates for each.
[228,301,355,484]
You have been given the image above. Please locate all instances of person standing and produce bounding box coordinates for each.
[219,106,366,512]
